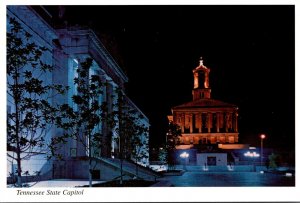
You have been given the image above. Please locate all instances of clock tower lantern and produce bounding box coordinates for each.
[192,57,211,100]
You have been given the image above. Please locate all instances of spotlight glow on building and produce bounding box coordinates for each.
[244,151,260,157]
[180,152,189,158]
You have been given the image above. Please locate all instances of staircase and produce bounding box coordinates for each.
[101,158,161,181]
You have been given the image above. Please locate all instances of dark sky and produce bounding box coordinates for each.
[46,5,295,150]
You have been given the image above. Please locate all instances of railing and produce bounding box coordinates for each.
[104,158,161,181]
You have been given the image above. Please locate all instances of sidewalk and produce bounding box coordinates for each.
[7,179,105,188]
[151,180,174,187]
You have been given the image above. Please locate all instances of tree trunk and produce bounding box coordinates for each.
[16,126,22,187]
[120,158,123,185]
[14,74,22,187]
[136,157,138,178]
[88,133,92,187]
[89,161,92,187]
[16,155,22,187]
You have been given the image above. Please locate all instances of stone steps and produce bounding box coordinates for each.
[185,165,255,172]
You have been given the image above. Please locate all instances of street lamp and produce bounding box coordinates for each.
[260,134,266,167]
[180,152,189,171]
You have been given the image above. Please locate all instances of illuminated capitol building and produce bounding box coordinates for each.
[168,58,245,165]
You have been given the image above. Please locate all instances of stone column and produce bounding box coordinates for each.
[225,113,229,132]
[216,112,220,133]
[194,72,199,88]
[195,113,199,132]
[181,113,185,133]
[199,113,202,133]
[219,112,224,131]
[229,113,233,130]
[204,72,209,88]
[189,114,193,133]
[204,113,208,132]
[185,114,190,132]
[234,112,238,132]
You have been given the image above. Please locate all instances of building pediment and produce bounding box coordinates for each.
[172,98,237,110]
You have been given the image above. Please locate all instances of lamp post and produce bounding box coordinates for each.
[260,134,266,166]
[180,152,189,171]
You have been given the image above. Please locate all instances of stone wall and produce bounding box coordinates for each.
[196,153,227,166]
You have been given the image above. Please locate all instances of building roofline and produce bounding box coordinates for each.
[88,29,128,83]
[7,6,58,48]
[124,95,149,124]
[56,27,128,86]
[27,6,57,38]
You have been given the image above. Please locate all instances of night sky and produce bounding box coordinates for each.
[45,5,295,150]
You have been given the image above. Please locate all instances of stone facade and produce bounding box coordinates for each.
[168,58,239,149]
[7,6,149,181]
